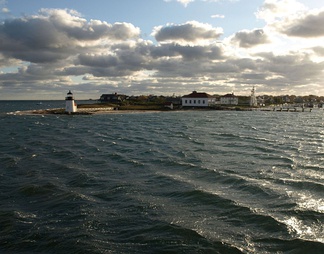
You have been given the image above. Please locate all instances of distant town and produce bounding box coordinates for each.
[95,90,324,109]
[21,89,324,115]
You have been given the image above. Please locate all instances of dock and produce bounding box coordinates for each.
[259,107,320,112]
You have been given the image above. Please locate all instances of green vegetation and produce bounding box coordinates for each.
[77,103,115,108]
[77,102,166,111]
[118,104,165,110]
[75,93,324,112]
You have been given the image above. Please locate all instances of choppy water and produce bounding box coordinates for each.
[1,101,323,253]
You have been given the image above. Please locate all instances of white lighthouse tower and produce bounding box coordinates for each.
[65,90,77,113]
[250,86,257,107]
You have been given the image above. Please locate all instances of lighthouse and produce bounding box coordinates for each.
[250,86,257,107]
[65,90,77,113]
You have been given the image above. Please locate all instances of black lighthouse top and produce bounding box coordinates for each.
[66,90,74,100]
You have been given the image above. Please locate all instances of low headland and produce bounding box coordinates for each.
[13,102,259,116]
[10,90,323,115]
[12,102,317,116]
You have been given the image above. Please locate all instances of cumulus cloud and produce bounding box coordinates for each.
[152,21,223,44]
[151,43,223,61]
[280,10,324,37]
[256,0,306,23]
[256,0,324,39]
[0,9,141,63]
[312,47,324,56]
[164,0,195,7]
[232,29,270,48]
[253,52,324,95]
[36,9,140,41]
[0,5,324,99]
[77,54,118,68]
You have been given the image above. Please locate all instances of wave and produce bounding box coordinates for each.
[1,108,324,253]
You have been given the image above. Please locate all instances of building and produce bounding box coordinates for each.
[65,90,77,113]
[99,93,127,103]
[220,93,238,105]
[250,86,257,107]
[181,91,216,107]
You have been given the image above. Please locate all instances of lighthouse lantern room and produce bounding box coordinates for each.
[65,90,77,113]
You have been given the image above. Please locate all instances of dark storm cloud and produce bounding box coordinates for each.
[232,29,269,48]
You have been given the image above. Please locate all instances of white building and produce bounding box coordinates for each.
[65,90,77,113]
[182,91,216,107]
[220,93,238,105]
[250,86,257,107]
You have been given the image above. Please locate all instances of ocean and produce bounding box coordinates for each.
[0,101,323,253]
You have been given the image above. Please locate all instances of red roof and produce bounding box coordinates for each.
[182,91,213,98]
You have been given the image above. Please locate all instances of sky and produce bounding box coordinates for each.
[0,0,324,100]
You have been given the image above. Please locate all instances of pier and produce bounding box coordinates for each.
[259,106,318,112]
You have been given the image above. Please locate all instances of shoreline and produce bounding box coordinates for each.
[8,108,168,116]
[7,105,320,116]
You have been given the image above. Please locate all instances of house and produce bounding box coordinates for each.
[99,93,127,103]
[220,93,238,105]
[181,91,216,107]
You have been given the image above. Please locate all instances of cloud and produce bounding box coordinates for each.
[211,14,225,19]
[256,0,324,38]
[280,10,324,38]
[165,0,238,7]
[0,6,324,99]
[231,29,270,48]
[151,43,223,61]
[164,0,195,7]
[0,9,141,63]
[0,0,9,13]
[178,0,195,7]
[253,52,324,95]
[1,7,9,13]
[312,47,324,56]
[152,21,223,44]
[77,54,119,68]
[256,0,306,23]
